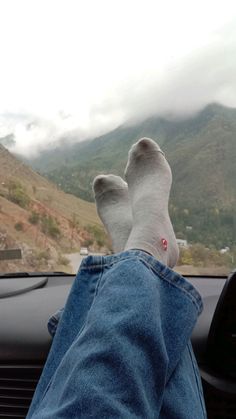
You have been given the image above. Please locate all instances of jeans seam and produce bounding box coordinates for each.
[79,255,132,270]
[93,259,104,297]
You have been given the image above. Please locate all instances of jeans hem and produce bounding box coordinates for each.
[79,250,203,315]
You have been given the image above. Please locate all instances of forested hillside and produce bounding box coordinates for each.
[26,104,236,249]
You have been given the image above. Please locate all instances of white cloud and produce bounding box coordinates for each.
[0,0,236,155]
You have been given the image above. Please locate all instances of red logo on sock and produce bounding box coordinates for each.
[161,238,168,251]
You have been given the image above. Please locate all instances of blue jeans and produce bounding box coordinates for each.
[27,250,207,418]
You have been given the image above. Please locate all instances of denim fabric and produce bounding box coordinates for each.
[27,250,206,418]
[47,308,64,337]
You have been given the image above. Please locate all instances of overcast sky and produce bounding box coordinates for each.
[0,0,236,155]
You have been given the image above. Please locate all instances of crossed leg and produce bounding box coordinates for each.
[27,138,206,419]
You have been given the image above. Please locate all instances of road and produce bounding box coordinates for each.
[65,252,105,274]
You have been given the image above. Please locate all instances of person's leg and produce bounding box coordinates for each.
[46,137,177,349]
[160,342,207,418]
[27,258,103,414]
[27,251,204,419]
[27,138,206,418]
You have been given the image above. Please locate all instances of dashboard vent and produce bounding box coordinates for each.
[0,364,43,419]
[1,363,236,418]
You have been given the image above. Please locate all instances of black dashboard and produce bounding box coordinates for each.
[0,271,235,418]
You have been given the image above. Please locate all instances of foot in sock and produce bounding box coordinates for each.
[93,174,132,253]
[124,137,179,268]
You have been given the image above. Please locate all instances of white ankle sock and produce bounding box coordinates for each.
[124,138,179,268]
[93,174,132,253]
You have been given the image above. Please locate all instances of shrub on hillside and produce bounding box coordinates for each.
[37,249,50,262]
[85,224,107,247]
[179,244,235,268]
[7,181,30,208]
[81,238,93,247]
[28,211,40,225]
[57,254,70,266]
[40,214,61,239]
[14,222,24,231]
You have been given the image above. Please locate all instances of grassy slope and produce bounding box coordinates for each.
[0,145,99,226]
[0,145,103,272]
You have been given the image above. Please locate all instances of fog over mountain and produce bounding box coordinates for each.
[0,1,236,156]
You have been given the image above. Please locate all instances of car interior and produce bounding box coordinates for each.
[0,269,235,419]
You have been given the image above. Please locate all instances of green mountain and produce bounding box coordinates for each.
[28,103,236,249]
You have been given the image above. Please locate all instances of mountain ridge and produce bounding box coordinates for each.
[22,103,236,249]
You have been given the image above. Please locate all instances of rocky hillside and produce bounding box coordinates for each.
[0,145,107,273]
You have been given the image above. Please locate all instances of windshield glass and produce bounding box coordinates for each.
[0,0,236,276]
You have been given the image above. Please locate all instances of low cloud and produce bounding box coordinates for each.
[1,21,236,156]
[96,23,236,124]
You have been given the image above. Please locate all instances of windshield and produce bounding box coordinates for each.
[0,1,236,276]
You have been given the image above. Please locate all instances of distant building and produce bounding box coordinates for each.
[176,239,188,248]
[186,226,192,231]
